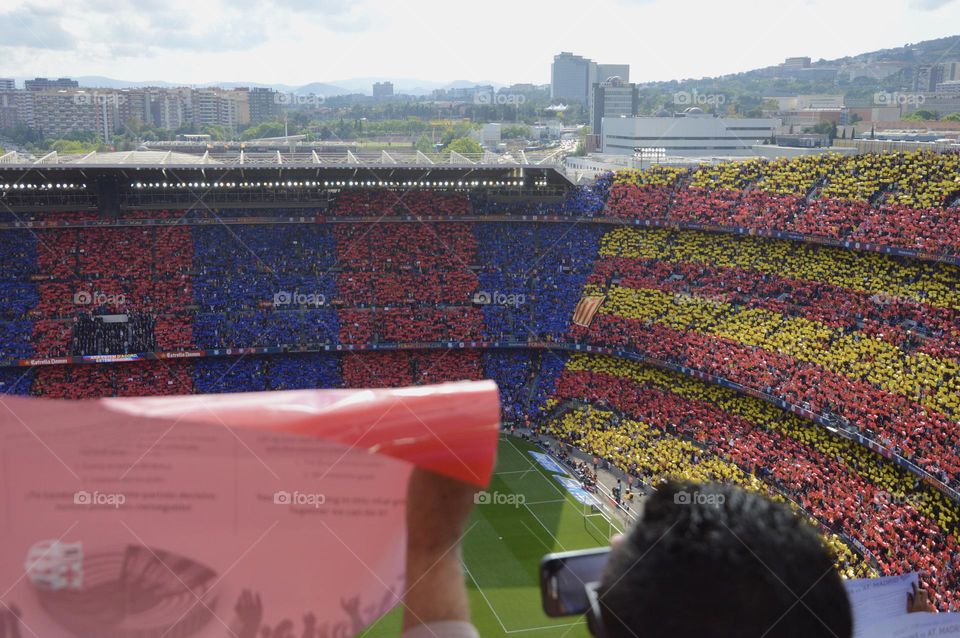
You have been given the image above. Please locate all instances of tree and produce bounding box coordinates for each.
[201,124,230,141]
[2,124,43,146]
[942,112,960,122]
[501,124,531,140]
[414,134,433,154]
[444,136,482,155]
[49,139,104,154]
[904,110,937,121]
[241,121,286,140]
[806,121,838,140]
[440,122,475,147]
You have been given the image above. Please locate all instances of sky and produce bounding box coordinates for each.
[0,0,958,88]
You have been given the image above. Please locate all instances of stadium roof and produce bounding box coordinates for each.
[0,150,222,166]
[0,148,566,169]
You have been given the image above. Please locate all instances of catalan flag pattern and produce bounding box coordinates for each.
[571,295,605,327]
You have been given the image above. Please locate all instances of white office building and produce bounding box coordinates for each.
[592,77,639,133]
[601,109,781,156]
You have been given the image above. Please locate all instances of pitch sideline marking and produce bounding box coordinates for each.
[463,559,586,635]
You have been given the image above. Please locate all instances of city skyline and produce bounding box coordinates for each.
[1,0,959,87]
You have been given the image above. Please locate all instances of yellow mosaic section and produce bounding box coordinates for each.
[610,151,960,207]
[563,353,959,533]
[819,151,960,207]
[544,405,873,579]
[611,165,686,188]
[688,157,766,191]
[756,154,844,196]
[598,226,960,311]
[586,283,960,420]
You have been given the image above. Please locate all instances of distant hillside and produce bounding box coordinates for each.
[13,76,507,97]
[828,34,960,67]
[629,34,959,110]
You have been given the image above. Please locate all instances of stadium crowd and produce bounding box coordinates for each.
[475,223,605,341]
[606,151,960,255]
[546,353,960,610]
[573,226,960,489]
[1,154,959,611]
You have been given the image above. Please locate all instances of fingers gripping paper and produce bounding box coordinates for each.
[0,380,501,638]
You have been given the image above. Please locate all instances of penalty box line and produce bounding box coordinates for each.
[462,559,586,635]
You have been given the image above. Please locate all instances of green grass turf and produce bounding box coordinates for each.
[359,435,616,638]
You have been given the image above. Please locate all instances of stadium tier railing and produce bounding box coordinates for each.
[529,424,882,571]
[2,213,956,265]
[5,338,958,504]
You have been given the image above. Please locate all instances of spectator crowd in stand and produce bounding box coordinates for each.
[606,151,960,256]
[0,154,958,610]
[0,230,38,360]
[546,353,960,610]
[573,225,960,491]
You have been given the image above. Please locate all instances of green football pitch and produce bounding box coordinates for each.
[360,435,618,638]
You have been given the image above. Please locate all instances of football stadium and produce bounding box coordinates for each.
[1,147,959,636]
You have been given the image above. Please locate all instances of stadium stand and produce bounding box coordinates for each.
[1,152,958,609]
[606,151,960,256]
[546,353,960,610]
[572,226,960,489]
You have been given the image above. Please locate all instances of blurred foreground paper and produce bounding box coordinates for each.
[0,380,500,638]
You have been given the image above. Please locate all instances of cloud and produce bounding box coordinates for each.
[103,15,271,53]
[0,5,77,50]
[909,0,956,9]
[0,0,372,58]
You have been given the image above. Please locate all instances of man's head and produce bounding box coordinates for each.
[598,481,852,638]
